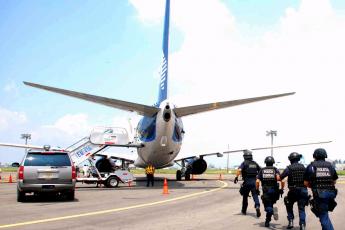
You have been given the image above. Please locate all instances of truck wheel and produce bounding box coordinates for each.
[66,190,75,201]
[185,172,191,181]
[106,176,119,188]
[17,189,25,202]
[176,170,182,181]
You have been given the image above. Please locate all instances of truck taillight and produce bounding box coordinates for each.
[18,166,24,180]
[72,165,76,179]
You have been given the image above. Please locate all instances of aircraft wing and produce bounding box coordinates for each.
[223,141,332,154]
[23,82,160,117]
[0,142,60,150]
[175,140,332,162]
[173,92,295,117]
[175,152,223,162]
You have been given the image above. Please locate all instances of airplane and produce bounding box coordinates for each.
[17,0,329,180]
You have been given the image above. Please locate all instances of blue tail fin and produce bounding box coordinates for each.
[157,0,170,105]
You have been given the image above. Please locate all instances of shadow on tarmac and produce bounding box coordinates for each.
[18,193,79,203]
[76,176,238,191]
[253,221,282,229]
[234,212,259,219]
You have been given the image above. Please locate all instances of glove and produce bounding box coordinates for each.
[256,189,260,196]
[234,177,238,184]
[279,189,284,198]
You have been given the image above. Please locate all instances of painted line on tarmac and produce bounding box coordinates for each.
[337,181,345,184]
[0,180,228,229]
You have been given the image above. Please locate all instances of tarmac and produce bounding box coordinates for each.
[0,174,344,229]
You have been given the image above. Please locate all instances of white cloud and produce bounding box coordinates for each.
[130,0,345,166]
[44,113,91,136]
[0,107,27,131]
[3,81,19,95]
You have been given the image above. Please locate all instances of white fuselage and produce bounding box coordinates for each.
[134,101,182,169]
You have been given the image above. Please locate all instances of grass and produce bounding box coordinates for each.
[1,167,344,175]
[130,168,236,175]
[337,170,345,175]
[0,167,17,172]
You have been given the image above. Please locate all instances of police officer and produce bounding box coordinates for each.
[145,164,155,187]
[256,156,284,227]
[234,150,261,217]
[304,148,338,230]
[281,152,308,230]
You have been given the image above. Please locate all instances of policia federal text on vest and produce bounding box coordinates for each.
[304,148,338,230]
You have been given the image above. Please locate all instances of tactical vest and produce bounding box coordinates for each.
[310,160,335,191]
[287,163,306,188]
[241,160,259,179]
[261,166,277,188]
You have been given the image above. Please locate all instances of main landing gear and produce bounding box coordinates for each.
[176,160,192,181]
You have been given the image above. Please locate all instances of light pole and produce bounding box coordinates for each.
[266,130,277,157]
[227,144,230,173]
[21,133,31,153]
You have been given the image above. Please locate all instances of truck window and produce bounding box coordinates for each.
[24,152,71,166]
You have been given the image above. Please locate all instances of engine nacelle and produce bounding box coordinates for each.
[189,158,207,175]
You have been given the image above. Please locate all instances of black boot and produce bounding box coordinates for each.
[241,209,246,215]
[300,223,306,230]
[256,207,261,217]
[287,219,293,229]
[265,219,270,227]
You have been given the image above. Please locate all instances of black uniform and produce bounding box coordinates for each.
[239,160,261,213]
[281,162,308,227]
[304,160,338,230]
[257,166,281,223]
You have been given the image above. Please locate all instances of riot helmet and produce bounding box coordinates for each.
[313,148,327,160]
[288,152,301,162]
[264,156,275,166]
[243,149,253,160]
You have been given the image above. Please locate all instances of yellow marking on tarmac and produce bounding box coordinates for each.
[337,181,345,184]
[0,180,228,229]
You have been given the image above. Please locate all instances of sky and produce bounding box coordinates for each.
[1,0,345,168]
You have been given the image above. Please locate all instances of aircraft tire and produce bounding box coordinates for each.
[185,172,191,181]
[176,170,182,181]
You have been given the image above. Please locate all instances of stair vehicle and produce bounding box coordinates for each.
[66,127,138,188]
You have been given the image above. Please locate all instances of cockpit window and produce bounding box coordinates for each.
[137,116,157,142]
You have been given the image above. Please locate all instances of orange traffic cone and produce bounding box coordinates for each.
[162,178,169,195]
[8,174,13,183]
[219,173,223,181]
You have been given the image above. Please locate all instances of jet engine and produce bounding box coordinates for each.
[188,158,207,175]
[163,104,171,122]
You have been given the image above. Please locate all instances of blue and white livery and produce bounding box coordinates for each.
[23,0,296,180]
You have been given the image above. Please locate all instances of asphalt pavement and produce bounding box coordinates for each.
[0,174,344,230]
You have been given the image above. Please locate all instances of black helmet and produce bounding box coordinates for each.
[313,148,327,160]
[288,152,301,162]
[264,156,275,166]
[243,149,253,160]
